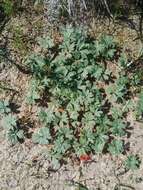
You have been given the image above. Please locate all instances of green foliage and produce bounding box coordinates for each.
[6,128,24,144]
[2,114,17,130]
[38,108,56,125]
[111,119,126,137]
[108,140,124,155]
[107,74,129,102]
[2,114,24,144]
[92,134,108,153]
[118,53,128,68]
[0,100,24,144]
[125,155,141,170]
[0,100,10,114]
[24,26,136,165]
[26,79,41,105]
[0,25,140,168]
[38,36,55,49]
[32,127,51,144]
[0,3,142,170]
[97,35,116,59]
[131,71,143,86]
[2,0,14,16]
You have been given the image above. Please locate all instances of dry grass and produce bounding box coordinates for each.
[44,0,142,20]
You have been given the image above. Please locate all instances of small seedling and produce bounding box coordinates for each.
[108,140,124,155]
[6,128,24,144]
[1,100,24,144]
[32,127,52,144]
[125,155,141,170]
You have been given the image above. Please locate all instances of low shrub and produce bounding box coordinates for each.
[24,26,136,167]
[1,26,142,168]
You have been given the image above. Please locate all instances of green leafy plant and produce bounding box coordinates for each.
[38,36,55,49]
[118,53,128,68]
[107,74,129,102]
[2,114,24,144]
[108,140,124,155]
[24,26,134,165]
[96,35,116,59]
[111,119,126,137]
[2,114,17,130]
[32,127,52,144]
[0,100,11,114]
[6,128,24,144]
[26,79,41,105]
[125,155,141,170]
[0,100,24,144]
[2,0,14,16]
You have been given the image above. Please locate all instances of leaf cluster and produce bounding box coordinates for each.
[24,26,132,166]
[125,155,141,170]
[0,100,24,144]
